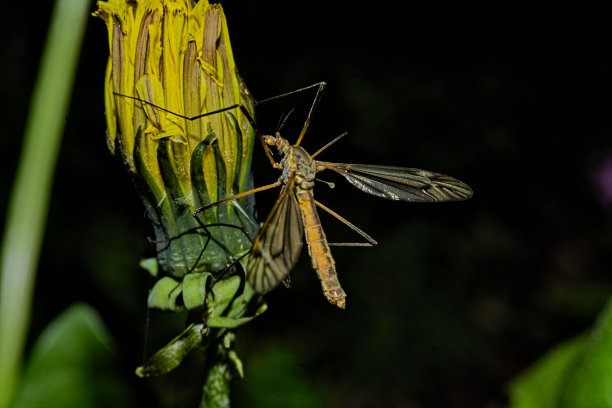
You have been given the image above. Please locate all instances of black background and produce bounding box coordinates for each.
[2,1,612,407]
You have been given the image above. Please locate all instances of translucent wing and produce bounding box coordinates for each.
[247,175,304,293]
[316,162,473,202]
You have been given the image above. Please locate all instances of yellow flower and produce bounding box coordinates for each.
[95,0,257,278]
[95,0,267,383]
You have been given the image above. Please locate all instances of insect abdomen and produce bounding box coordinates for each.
[296,189,346,308]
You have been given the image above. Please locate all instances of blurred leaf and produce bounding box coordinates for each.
[0,0,90,403]
[12,303,130,408]
[509,297,612,408]
[508,335,585,408]
[556,298,612,408]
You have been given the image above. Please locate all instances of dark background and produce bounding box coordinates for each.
[2,2,612,407]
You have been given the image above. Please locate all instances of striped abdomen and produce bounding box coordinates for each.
[295,188,346,308]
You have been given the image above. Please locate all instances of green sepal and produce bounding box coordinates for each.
[227,112,256,230]
[183,272,213,310]
[147,276,183,311]
[135,323,206,378]
[190,133,231,270]
[132,129,172,272]
[207,316,261,329]
[211,132,229,225]
[139,257,158,278]
[227,112,243,200]
[206,301,268,329]
[190,133,217,224]
[236,73,258,200]
[157,138,206,277]
[228,349,244,378]
[106,128,116,155]
[218,272,260,319]
[198,127,245,255]
[218,113,257,254]
[205,274,267,328]
[206,275,242,318]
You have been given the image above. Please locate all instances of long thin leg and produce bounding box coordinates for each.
[115,81,328,167]
[151,221,255,274]
[295,82,327,147]
[232,200,260,231]
[206,250,251,292]
[150,223,255,248]
[193,180,282,216]
[276,108,296,134]
[256,82,327,105]
[114,92,255,127]
[148,223,214,275]
[311,132,348,159]
[187,218,254,275]
[314,200,378,246]
[114,92,279,168]
[328,242,374,247]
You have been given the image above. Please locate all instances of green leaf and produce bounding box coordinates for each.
[12,304,130,408]
[556,298,612,408]
[508,335,586,408]
[509,297,612,408]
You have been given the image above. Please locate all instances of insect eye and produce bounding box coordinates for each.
[276,140,282,146]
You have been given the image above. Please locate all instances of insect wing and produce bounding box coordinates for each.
[316,162,473,202]
[247,176,304,293]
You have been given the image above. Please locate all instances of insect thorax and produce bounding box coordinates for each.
[287,146,316,190]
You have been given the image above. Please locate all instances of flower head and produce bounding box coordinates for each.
[95,0,257,278]
[95,0,266,379]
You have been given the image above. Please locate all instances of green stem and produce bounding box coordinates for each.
[0,0,90,406]
[201,344,234,408]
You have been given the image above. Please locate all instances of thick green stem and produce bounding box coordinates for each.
[201,357,233,408]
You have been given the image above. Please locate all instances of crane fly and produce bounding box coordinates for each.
[188,82,473,309]
[116,82,472,308]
